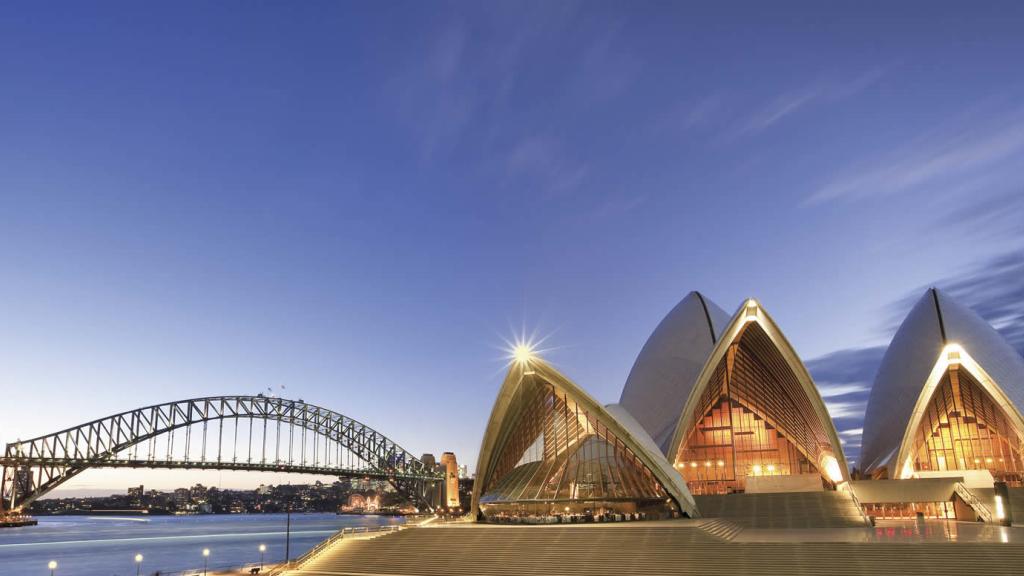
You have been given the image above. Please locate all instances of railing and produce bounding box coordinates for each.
[266,525,402,575]
[841,483,874,527]
[953,482,994,523]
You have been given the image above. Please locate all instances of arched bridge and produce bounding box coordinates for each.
[0,396,442,511]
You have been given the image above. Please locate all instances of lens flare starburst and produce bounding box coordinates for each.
[498,326,560,370]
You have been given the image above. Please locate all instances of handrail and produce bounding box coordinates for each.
[841,483,874,527]
[953,482,993,523]
[266,525,401,575]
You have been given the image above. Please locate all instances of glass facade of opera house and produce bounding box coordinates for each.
[471,289,1024,524]
[674,319,843,495]
[474,369,681,523]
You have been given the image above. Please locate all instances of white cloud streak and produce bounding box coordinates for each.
[730,68,885,139]
[806,106,1024,205]
[816,382,870,398]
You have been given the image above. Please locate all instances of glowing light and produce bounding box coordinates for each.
[690,462,697,468]
[945,344,963,365]
[820,455,844,484]
[900,457,915,479]
[705,461,711,467]
[996,495,1006,520]
[513,343,535,365]
[717,460,725,467]
[202,548,210,557]
[752,464,762,475]
[766,464,775,473]
[259,544,267,552]
[48,561,57,570]
[135,554,143,563]
[744,300,759,323]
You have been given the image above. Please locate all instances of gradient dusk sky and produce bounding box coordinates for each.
[2,2,1023,494]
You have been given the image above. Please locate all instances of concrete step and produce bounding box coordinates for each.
[698,518,745,541]
[289,524,1024,576]
[694,491,869,529]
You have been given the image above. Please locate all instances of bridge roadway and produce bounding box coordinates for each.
[1,395,443,512]
[281,518,1024,576]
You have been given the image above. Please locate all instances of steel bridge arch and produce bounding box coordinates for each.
[0,395,441,511]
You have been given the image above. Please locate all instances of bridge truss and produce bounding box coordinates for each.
[0,396,442,511]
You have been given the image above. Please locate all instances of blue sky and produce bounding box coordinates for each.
[2,2,1023,493]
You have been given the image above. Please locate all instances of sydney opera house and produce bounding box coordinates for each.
[471,288,1024,527]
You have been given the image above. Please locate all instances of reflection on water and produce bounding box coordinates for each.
[0,513,403,576]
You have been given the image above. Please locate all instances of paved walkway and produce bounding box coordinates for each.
[281,519,1024,576]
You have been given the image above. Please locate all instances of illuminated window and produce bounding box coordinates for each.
[479,377,675,519]
[674,322,836,494]
[907,365,1024,484]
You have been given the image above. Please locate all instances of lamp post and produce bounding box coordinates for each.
[135,553,143,576]
[48,560,57,576]
[259,543,267,570]
[202,548,210,575]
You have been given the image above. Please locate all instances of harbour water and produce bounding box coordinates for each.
[0,513,403,576]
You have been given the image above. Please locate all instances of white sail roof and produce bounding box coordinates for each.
[860,288,1024,477]
[619,291,730,456]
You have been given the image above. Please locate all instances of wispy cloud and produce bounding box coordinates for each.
[889,251,1024,354]
[808,251,1024,465]
[729,68,884,139]
[823,399,868,420]
[806,346,884,464]
[806,105,1024,205]
[806,346,887,386]
[503,135,589,198]
[653,94,723,135]
[386,22,477,164]
[739,87,823,136]
[817,382,870,398]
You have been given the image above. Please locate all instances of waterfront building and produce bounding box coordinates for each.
[173,488,190,509]
[420,453,437,469]
[619,291,731,457]
[660,298,849,494]
[861,288,1024,482]
[470,349,698,522]
[440,452,460,510]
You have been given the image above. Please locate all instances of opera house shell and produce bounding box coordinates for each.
[661,298,850,494]
[860,288,1024,483]
[470,352,699,522]
[619,292,731,456]
[470,287,1024,526]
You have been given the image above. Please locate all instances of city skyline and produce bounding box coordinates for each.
[3,2,1024,495]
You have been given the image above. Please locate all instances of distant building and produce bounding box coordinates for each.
[440,452,460,510]
[173,488,191,508]
[127,485,144,506]
[420,453,437,469]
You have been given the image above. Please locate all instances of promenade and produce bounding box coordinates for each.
[278,519,1024,576]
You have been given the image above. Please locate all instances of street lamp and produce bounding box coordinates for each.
[48,560,57,576]
[202,548,210,575]
[135,553,143,576]
[259,544,267,570]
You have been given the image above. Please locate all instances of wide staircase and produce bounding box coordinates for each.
[693,490,870,529]
[287,523,1024,576]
